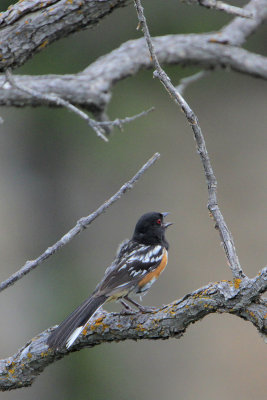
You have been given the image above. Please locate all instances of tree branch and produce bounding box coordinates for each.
[176,70,210,95]
[218,0,267,45]
[1,0,266,392]
[0,0,131,71]
[1,267,266,391]
[0,0,266,114]
[0,0,266,74]
[134,0,244,279]
[5,68,109,141]
[1,0,263,73]
[4,69,154,138]
[0,152,160,293]
[187,0,253,18]
[0,35,267,113]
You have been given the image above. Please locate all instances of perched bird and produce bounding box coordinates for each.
[47,212,172,349]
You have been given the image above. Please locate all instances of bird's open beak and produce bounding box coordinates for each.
[162,212,170,218]
[163,222,173,229]
[162,212,173,228]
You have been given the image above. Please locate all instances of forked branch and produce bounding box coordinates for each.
[134,0,244,279]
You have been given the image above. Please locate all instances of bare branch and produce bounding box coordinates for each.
[0,0,266,73]
[0,0,131,71]
[176,70,210,95]
[133,0,245,279]
[5,69,109,142]
[1,267,266,391]
[5,70,154,138]
[1,0,266,112]
[219,0,267,45]
[94,107,155,130]
[186,0,253,18]
[0,153,160,293]
[1,35,267,113]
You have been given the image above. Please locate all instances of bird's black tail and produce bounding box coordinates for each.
[47,294,107,349]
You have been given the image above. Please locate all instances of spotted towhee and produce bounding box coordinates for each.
[47,212,172,349]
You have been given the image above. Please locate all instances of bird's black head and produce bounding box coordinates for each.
[132,212,172,248]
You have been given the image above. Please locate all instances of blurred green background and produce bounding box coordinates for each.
[1,0,267,399]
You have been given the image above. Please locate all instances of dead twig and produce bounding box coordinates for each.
[0,152,160,293]
[133,0,245,280]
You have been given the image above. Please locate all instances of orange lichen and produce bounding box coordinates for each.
[233,278,242,289]
[136,324,145,332]
[94,317,104,324]
[90,317,109,332]
[27,353,32,359]
[101,323,109,331]
[264,313,267,319]
[38,40,48,50]
[9,368,15,375]
[193,291,210,300]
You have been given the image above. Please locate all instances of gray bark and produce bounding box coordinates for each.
[0,0,267,392]
[0,35,267,114]
[0,0,266,115]
[1,269,267,390]
[0,0,130,71]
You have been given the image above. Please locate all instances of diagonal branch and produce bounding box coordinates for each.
[4,69,154,139]
[0,0,266,112]
[1,267,266,391]
[0,0,131,71]
[1,0,264,72]
[0,152,160,293]
[176,70,210,95]
[5,69,109,141]
[218,0,267,45]
[133,0,244,279]
[1,37,267,113]
[187,0,253,18]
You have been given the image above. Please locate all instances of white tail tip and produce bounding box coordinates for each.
[66,326,84,349]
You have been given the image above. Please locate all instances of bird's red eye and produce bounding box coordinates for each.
[156,218,161,225]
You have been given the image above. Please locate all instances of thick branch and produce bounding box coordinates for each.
[0,0,266,73]
[1,268,266,391]
[0,153,160,293]
[219,0,267,45]
[0,0,266,110]
[0,0,130,71]
[0,35,267,112]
